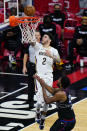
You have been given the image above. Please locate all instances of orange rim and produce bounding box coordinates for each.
[9,15,40,27]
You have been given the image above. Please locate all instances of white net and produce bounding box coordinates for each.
[19,18,40,44]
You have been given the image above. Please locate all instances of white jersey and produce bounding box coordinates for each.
[34,42,60,75]
[29,45,35,63]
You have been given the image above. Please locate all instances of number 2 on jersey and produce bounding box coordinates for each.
[42,58,46,65]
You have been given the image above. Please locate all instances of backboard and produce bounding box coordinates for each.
[0,0,18,31]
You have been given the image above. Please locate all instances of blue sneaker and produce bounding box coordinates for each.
[39,119,45,130]
[35,112,41,124]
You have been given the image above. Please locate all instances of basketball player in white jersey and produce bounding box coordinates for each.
[30,32,60,130]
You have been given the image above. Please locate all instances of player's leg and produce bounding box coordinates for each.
[27,62,36,108]
[63,120,76,131]
[39,103,49,130]
[50,119,76,131]
[35,80,44,123]
[39,76,53,129]
[35,102,41,123]
[50,119,62,131]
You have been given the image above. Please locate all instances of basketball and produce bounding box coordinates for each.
[24,5,36,16]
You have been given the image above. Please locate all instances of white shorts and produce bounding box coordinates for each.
[36,74,53,104]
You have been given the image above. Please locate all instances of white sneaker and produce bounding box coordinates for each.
[9,55,16,64]
[9,54,12,62]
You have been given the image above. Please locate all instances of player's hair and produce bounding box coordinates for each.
[61,76,70,89]
[44,32,54,44]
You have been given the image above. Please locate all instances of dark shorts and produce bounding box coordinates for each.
[50,118,76,131]
[27,62,36,76]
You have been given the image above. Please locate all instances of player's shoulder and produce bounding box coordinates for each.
[56,90,66,98]
[36,42,42,46]
[50,46,58,52]
[35,42,42,49]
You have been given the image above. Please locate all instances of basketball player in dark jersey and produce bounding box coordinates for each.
[34,75,76,131]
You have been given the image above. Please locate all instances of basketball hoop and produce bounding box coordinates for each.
[9,16,40,43]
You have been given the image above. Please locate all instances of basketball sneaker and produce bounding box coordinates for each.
[9,54,12,62]
[35,112,41,124]
[39,118,45,130]
[9,55,16,64]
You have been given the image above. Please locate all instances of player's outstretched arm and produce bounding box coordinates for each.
[42,87,64,104]
[33,74,55,95]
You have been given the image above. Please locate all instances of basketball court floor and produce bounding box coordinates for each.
[0,60,87,131]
